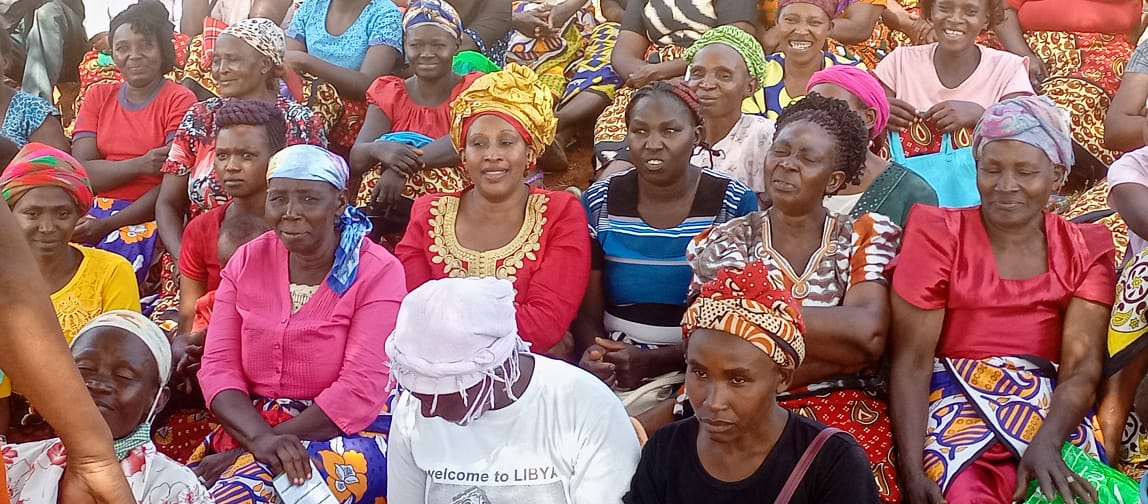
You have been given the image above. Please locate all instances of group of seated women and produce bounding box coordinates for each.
[0,0,1148,501]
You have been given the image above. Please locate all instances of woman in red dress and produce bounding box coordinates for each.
[889,96,1115,504]
[395,64,589,358]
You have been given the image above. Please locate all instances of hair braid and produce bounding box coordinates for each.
[215,99,288,153]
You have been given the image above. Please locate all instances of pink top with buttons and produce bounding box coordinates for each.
[198,231,407,434]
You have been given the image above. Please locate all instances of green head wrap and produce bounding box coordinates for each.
[684,25,767,89]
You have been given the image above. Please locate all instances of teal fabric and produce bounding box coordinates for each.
[889,131,979,208]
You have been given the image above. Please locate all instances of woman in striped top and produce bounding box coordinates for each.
[574,81,757,418]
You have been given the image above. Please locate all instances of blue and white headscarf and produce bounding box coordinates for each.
[267,144,373,296]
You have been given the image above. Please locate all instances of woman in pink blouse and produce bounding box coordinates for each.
[193,144,405,503]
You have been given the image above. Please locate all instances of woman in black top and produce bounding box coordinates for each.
[624,261,877,504]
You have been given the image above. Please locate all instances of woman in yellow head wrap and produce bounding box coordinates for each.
[395,64,591,358]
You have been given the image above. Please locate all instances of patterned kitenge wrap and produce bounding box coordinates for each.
[0,142,93,210]
[924,356,1103,493]
[220,18,286,69]
[267,145,373,297]
[682,260,806,370]
[404,0,463,39]
[973,95,1075,175]
[449,63,557,158]
[684,25,768,88]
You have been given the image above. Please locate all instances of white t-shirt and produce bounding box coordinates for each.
[387,355,641,504]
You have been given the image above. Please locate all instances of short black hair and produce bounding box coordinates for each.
[774,93,869,191]
[215,98,288,153]
[920,0,1005,28]
[108,0,177,75]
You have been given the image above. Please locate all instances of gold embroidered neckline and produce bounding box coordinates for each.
[761,209,837,299]
[427,192,549,281]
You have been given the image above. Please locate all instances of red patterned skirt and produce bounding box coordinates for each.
[780,388,900,504]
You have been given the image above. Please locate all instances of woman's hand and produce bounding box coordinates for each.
[901,470,947,504]
[284,50,316,75]
[140,145,171,176]
[173,331,206,394]
[887,97,918,131]
[1024,52,1049,91]
[72,216,110,245]
[59,453,136,504]
[371,142,424,176]
[625,63,664,89]
[909,16,935,45]
[595,337,655,390]
[923,100,984,132]
[249,432,312,486]
[1013,440,1097,504]
[578,343,617,387]
[513,7,557,39]
[371,169,407,210]
[193,448,243,488]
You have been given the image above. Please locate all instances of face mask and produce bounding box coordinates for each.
[112,384,164,460]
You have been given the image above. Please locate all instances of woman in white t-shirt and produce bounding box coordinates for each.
[386,277,641,504]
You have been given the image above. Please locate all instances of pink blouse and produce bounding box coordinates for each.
[199,231,407,434]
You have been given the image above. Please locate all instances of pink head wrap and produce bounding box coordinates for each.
[807,65,889,140]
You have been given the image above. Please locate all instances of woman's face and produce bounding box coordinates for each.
[765,120,846,212]
[72,327,166,439]
[627,94,700,186]
[111,23,164,89]
[266,178,345,253]
[405,25,458,80]
[976,139,1062,229]
[686,328,791,443]
[460,114,533,202]
[686,44,756,123]
[775,4,831,63]
[807,84,877,138]
[215,124,274,199]
[10,186,82,256]
[213,34,273,98]
[930,0,989,53]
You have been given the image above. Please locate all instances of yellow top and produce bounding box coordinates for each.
[0,246,140,397]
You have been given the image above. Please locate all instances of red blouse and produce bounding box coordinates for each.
[179,201,229,292]
[366,72,482,137]
[395,188,591,352]
[891,205,1115,362]
[1007,0,1140,33]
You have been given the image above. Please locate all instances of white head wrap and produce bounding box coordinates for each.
[73,310,172,386]
[386,277,530,424]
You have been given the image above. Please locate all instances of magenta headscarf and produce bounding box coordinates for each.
[807,66,889,140]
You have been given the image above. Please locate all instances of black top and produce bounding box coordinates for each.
[624,413,880,504]
[620,0,758,47]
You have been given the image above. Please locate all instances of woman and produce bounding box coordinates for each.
[747,0,863,121]
[71,1,199,284]
[624,261,879,504]
[193,144,405,503]
[154,18,326,329]
[811,65,937,226]
[508,0,601,97]
[591,0,757,171]
[350,0,482,234]
[0,174,137,503]
[687,93,902,503]
[604,25,777,191]
[683,25,774,196]
[284,0,403,152]
[889,96,1113,504]
[179,0,293,99]
[0,144,141,443]
[875,0,1032,135]
[155,99,283,464]
[994,0,1139,172]
[0,30,68,151]
[552,0,625,146]
[387,277,640,502]
[396,64,590,357]
[5,310,212,503]
[575,81,758,416]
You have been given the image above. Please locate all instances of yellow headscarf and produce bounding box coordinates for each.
[449,63,557,158]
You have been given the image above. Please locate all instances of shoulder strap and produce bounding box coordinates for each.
[772,427,845,504]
